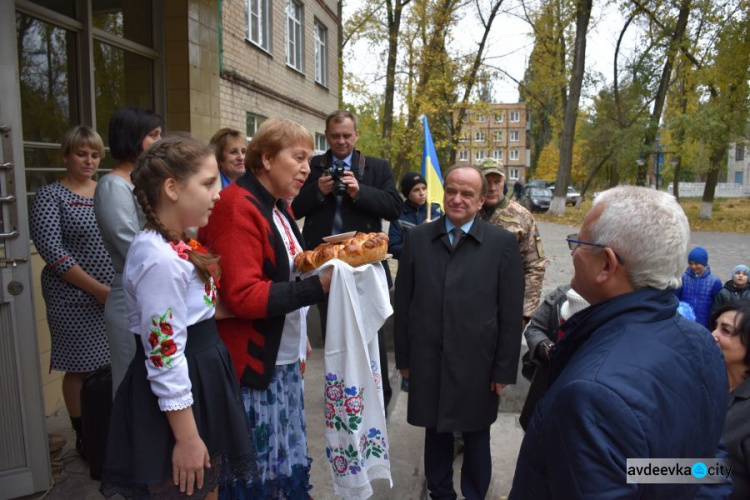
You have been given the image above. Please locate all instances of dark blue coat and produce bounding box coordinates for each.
[675,267,723,327]
[387,200,443,259]
[510,288,730,499]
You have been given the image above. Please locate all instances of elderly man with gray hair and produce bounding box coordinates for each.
[510,186,731,498]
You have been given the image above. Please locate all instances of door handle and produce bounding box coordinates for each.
[0,195,16,203]
[0,162,12,171]
[0,257,27,268]
[0,230,19,240]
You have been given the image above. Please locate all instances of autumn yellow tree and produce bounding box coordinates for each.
[535,139,586,184]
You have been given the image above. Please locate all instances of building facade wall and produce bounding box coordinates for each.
[455,102,530,182]
[727,141,749,194]
[219,0,339,144]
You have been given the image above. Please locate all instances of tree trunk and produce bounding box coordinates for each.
[636,0,691,185]
[700,147,723,219]
[337,0,344,107]
[551,0,592,215]
[381,0,410,157]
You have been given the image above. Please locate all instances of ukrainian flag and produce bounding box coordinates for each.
[421,116,444,213]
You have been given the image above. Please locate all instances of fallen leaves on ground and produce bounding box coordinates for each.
[534,197,750,234]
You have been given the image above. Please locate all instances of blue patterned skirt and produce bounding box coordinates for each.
[220,361,312,499]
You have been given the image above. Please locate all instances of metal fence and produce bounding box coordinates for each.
[665,182,747,198]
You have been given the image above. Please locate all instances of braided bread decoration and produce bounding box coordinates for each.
[294,232,389,272]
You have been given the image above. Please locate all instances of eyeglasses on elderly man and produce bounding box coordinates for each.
[566,233,625,265]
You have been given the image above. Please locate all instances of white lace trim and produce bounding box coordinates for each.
[158,392,194,412]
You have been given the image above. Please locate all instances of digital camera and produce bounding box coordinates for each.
[325,163,348,196]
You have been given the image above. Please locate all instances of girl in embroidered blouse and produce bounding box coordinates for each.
[100,135,256,500]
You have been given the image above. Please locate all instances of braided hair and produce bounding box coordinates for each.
[131,134,221,285]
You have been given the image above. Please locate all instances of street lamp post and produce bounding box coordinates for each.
[638,151,676,190]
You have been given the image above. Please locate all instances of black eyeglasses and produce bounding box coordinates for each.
[566,233,625,265]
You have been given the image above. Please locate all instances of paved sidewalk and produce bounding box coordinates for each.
[26,219,750,499]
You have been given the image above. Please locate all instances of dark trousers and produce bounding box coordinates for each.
[317,298,392,408]
[424,427,492,500]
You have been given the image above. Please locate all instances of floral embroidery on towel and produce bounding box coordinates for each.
[148,308,177,369]
[324,373,364,434]
[326,427,388,478]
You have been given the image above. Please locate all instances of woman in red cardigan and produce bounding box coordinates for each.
[199,118,331,498]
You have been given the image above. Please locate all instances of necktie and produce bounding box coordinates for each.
[450,227,464,248]
[331,160,346,235]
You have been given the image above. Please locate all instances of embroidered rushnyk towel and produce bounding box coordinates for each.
[319,259,393,499]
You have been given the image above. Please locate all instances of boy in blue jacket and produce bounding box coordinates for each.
[675,246,722,327]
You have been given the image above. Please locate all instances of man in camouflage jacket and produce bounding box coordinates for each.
[479,165,546,321]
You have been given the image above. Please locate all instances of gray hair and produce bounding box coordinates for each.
[590,186,689,290]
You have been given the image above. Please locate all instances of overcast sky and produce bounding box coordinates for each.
[343,0,640,106]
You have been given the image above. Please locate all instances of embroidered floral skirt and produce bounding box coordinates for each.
[100,319,257,499]
[220,361,312,500]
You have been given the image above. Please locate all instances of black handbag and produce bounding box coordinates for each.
[81,364,113,480]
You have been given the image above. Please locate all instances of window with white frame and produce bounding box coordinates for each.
[460,133,469,142]
[509,168,520,180]
[510,111,520,122]
[246,112,266,139]
[315,133,328,153]
[247,0,270,51]
[493,150,503,161]
[510,130,519,142]
[459,149,469,161]
[494,113,504,123]
[286,0,303,71]
[510,149,520,160]
[475,150,485,161]
[314,20,327,86]
[495,130,503,142]
[737,143,745,162]
[474,131,485,142]
[476,114,485,122]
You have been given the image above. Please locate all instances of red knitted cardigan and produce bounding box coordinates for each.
[198,172,325,389]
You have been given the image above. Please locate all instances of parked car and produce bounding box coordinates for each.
[526,179,549,189]
[521,187,552,212]
[549,185,583,206]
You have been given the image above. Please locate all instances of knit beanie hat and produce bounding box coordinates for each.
[733,264,749,276]
[560,288,589,321]
[400,172,426,198]
[688,247,709,266]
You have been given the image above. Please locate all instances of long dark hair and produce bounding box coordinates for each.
[131,134,220,284]
[711,300,750,378]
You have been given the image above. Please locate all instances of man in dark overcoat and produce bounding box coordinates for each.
[292,109,402,407]
[394,164,525,500]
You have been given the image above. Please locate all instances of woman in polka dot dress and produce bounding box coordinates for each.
[30,125,115,457]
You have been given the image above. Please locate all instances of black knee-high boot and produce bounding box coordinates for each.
[70,416,86,460]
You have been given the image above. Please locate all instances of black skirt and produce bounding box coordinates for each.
[100,318,257,499]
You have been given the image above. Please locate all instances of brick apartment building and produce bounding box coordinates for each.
[219,0,339,151]
[454,102,531,184]
[0,1,340,495]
